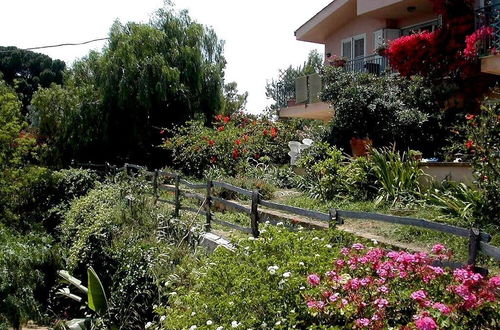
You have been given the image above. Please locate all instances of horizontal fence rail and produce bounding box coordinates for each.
[72,162,500,269]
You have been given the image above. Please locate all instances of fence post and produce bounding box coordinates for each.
[329,208,341,228]
[174,174,181,217]
[205,180,213,231]
[153,170,159,203]
[250,189,260,238]
[467,228,481,267]
[123,163,129,175]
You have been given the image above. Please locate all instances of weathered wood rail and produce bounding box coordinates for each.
[72,162,500,270]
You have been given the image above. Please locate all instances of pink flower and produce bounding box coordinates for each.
[489,276,500,287]
[432,244,446,254]
[352,243,365,250]
[411,290,427,301]
[378,285,389,294]
[415,316,438,330]
[355,318,370,327]
[340,247,350,255]
[307,274,321,287]
[329,293,340,302]
[432,302,452,315]
[374,298,389,308]
[307,300,325,310]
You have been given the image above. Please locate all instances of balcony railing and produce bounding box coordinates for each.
[475,1,500,57]
[277,73,322,108]
[343,54,390,75]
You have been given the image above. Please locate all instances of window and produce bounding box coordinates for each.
[401,19,439,36]
[342,39,352,59]
[341,34,366,60]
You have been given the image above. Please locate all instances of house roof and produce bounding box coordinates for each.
[294,0,355,44]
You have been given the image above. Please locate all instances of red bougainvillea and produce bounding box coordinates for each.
[464,26,494,58]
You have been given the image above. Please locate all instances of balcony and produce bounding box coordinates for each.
[343,54,390,75]
[278,73,333,121]
[475,1,500,75]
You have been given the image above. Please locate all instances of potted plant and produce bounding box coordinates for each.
[327,54,348,68]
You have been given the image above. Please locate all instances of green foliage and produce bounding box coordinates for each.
[0,167,97,233]
[221,82,248,115]
[294,143,376,201]
[59,178,202,329]
[370,148,424,206]
[0,47,65,111]
[160,225,356,329]
[87,267,108,316]
[164,113,300,177]
[321,68,436,153]
[423,181,482,227]
[0,224,59,329]
[465,103,499,229]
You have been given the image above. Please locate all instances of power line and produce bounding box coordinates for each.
[0,37,109,53]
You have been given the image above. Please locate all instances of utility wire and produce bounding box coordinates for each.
[0,37,109,53]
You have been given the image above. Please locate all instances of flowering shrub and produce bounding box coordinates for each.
[464,104,500,229]
[163,112,299,177]
[304,243,499,329]
[464,26,494,58]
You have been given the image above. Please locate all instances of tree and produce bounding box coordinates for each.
[221,82,248,115]
[28,5,228,165]
[265,50,323,115]
[0,47,65,112]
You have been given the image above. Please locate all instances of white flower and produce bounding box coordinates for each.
[267,265,279,275]
[325,244,332,248]
[248,237,256,241]
[261,322,267,327]
[265,221,270,224]
[231,320,239,328]
[191,312,196,316]
[283,272,291,278]
[298,262,305,266]
[275,321,281,326]
[228,301,234,306]
[216,327,224,330]
[189,326,197,330]
[145,322,152,329]
[299,286,305,290]
[277,222,284,226]
[206,320,213,325]
[315,254,320,257]
[312,237,319,241]
[371,239,378,245]
[170,291,177,295]
[160,315,166,322]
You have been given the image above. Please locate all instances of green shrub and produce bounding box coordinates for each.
[58,178,202,329]
[163,113,301,177]
[370,148,424,206]
[0,224,59,330]
[321,67,436,154]
[160,225,356,329]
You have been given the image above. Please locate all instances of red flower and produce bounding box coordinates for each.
[223,116,231,123]
[270,127,278,138]
[254,153,260,159]
[465,114,476,120]
[243,134,249,142]
[210,156,217,164]
[465,140,474,150]
[217,126,225,132]
[263,129,268,136]
[232,148,239,159]
[234,139,241,145]
[215,114,223,121]
[208,139,215,146]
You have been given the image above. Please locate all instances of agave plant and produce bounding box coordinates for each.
[370,148,424,206]
[56,267,115,330]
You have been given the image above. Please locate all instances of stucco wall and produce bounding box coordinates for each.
[325,16,386,57]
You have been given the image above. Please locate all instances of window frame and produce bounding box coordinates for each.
[341,33,366,60]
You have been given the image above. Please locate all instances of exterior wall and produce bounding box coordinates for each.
[325,11,438,58]
[325,16,386,57]
[398,12,439,29]
[357,0,403,15]
[419,163,474,187]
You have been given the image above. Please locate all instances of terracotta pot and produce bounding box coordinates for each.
[350,137,372,157]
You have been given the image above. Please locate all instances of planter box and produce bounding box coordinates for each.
[418,162,473,187]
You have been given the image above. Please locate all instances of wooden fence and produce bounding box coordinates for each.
[73,162,500,270]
